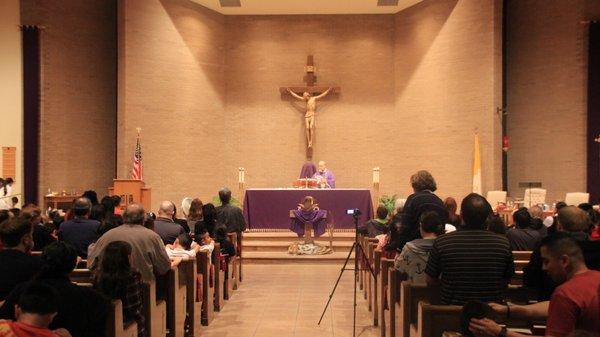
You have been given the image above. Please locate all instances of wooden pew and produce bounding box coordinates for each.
[166,264,187,337]
[178,258,199,336]
[511,251,532,286]
[213,243,226,311]
[371,246,381,326]
[228,232,240,291]
[416,302,462,337]
[107,300,138,337]
[379,257,395,337]
[141,280,167,337]
[365,238,379,305]
[197,250,215,325]
[70,268,93,284]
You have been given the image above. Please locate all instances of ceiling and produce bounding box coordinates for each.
[191,0,424,15]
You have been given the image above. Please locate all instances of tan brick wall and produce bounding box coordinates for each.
[118,0,503,207]
[117,0,226,208]
[393,0,503,201]
[506,0,600,203]
[21,0,117,204]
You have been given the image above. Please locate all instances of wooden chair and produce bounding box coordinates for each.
[106,300,138,337]
[141,281,167,337]
[196,250,214,325]
[379,258,395,337]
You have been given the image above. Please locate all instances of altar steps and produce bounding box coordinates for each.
[242,231,358,263]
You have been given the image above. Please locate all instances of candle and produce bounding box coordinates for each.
[239,167,245,184]
[373,167,380,184]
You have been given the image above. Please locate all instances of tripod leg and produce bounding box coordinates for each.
[317,242,357,325]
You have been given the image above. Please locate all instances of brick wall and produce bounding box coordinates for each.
[21,0,117,204]
[117,0,226,207]
[507,0,600,202]
[392,0,503,201]
[118,0,503,207]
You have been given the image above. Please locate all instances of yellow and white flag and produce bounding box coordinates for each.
[472,133,482,195]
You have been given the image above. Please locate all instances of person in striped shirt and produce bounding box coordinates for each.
[425,193,515,305]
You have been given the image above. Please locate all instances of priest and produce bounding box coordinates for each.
[312,161,335,188]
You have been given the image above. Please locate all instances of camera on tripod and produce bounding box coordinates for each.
[346,208,361,216]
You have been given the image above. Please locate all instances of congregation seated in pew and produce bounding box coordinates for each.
[0,242,110,337]
[166,232,213,260]
[94,241,145,337]
[153,201,185,245]
[470,233,600,337]
[88,203,178,283]
[507,208,542,251]
[0,282,72,337]
[0,217,42,301]
[358,205,390,238]
[425,193,515,305]
[394,211,442,285]
[58,198,101,258]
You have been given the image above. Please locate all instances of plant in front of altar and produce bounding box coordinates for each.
[379,194,398,217]
[211,195,241,207]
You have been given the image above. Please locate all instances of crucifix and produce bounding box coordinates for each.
[280,56,340,158]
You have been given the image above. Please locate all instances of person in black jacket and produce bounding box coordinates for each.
[357,205,389,238]
[0,241,110,337]
[214,225,236,257]
[401,170,448,245]
[523,206,600,301]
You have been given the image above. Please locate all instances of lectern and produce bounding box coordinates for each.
[108,179,151,211]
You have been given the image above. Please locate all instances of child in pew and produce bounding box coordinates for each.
[214,225,235,257]
[0,282,72,337]
[165,232,213,260]
[93,241,145,337]
[394,211,442,284]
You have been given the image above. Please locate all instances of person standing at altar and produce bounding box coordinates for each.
[312,161,335,188]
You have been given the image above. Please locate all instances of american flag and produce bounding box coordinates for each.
[131,132,143,180]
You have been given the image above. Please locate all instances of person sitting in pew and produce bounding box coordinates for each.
[57,198,100,258]
[0,282,72,337]
[425,193,514,305]
[94,241,145,337]
[394,211,442,285]
[0,217,42,301]
[507,208,542,251]
[469,233,600,337]
[0,242,110,337]
[214,225,235,257]
[153,201,185,245]
[357,205,389,238]
[523,206,600,301]
[166,232,213,260]
[88,203,176,283]
[21,204,56,252]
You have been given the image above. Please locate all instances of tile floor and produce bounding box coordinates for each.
[198,263,379,337]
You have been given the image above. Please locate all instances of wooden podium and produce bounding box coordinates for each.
[108,179,151,211]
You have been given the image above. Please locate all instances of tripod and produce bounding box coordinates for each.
[317,212,375,337]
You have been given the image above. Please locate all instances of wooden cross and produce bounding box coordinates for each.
[279,55,340,95]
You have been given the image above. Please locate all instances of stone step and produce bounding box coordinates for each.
[242,251,355,264]
[243,240,354,252]
[243,231,357,242]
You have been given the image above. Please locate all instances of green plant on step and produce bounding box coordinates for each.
[379,194,398,215]
[211,195,241,207]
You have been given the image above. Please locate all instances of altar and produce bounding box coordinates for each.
[243,188,374,230]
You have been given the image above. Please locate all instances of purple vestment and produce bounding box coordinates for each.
[312,170,336,188]
[290,209,328,237]
[299,162,317,179]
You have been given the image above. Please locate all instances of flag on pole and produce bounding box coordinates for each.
[472,132,482,195]
[131,129,143,180]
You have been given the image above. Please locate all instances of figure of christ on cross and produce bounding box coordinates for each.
[287,87,332,149]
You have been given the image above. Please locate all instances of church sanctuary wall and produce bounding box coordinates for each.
[507,0,600,203]
[20,0,117,203]
[117,0,227,205]
[0,0,23,205]
[392,0,503,201]
[223,15,397,195]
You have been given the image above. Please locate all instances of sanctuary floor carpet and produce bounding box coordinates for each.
[198,263,379,337]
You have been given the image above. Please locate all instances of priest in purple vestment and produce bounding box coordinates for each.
[290,196,328,238]
[312,161,335,188]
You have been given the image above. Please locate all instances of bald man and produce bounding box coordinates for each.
[153,201,186,244]
[312,161,335,188]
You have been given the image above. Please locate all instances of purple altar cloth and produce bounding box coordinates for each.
[243,189,374,229]
[290,209,328,237]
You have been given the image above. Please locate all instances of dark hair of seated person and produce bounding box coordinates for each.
[376,205,389,220]
[17,282,59,315]
[0,216,33,248]
[37,241,78,279]
[178,233,193,250]
[81,190,99,205]
[486,215,507,235]
[9,208,20,217]
[419,210,443,235]
[460,301,497,337]
[95,241,133,299]
[460,193,493,229]
[513,207,532,229]
[90,204,106,223]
